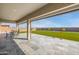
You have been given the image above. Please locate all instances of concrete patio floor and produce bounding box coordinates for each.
[13,33,79,55]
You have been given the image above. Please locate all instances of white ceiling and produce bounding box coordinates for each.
[0,3,47,21]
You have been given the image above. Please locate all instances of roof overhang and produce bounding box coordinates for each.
[16,3,79,24]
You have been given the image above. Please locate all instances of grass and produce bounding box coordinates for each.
[32,30,79,42]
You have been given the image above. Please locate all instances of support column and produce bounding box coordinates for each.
[16,23,19,35]
[27,19,31,40]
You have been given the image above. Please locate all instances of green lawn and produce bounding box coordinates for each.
[32,30,79,42]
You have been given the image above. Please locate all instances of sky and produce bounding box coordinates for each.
[1,10,79,28]
[32,10,79,28]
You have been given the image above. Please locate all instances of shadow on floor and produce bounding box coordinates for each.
[0,34,26,55]
[9,37,25,55]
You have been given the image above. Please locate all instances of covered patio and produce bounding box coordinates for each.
[0,3,79,40]
[0,3,79,55]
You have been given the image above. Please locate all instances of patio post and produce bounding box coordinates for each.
[16,23,19,34]
[27,19,31,40]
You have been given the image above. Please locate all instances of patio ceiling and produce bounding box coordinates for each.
[0,3,47,22]
[0,3,79,23]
